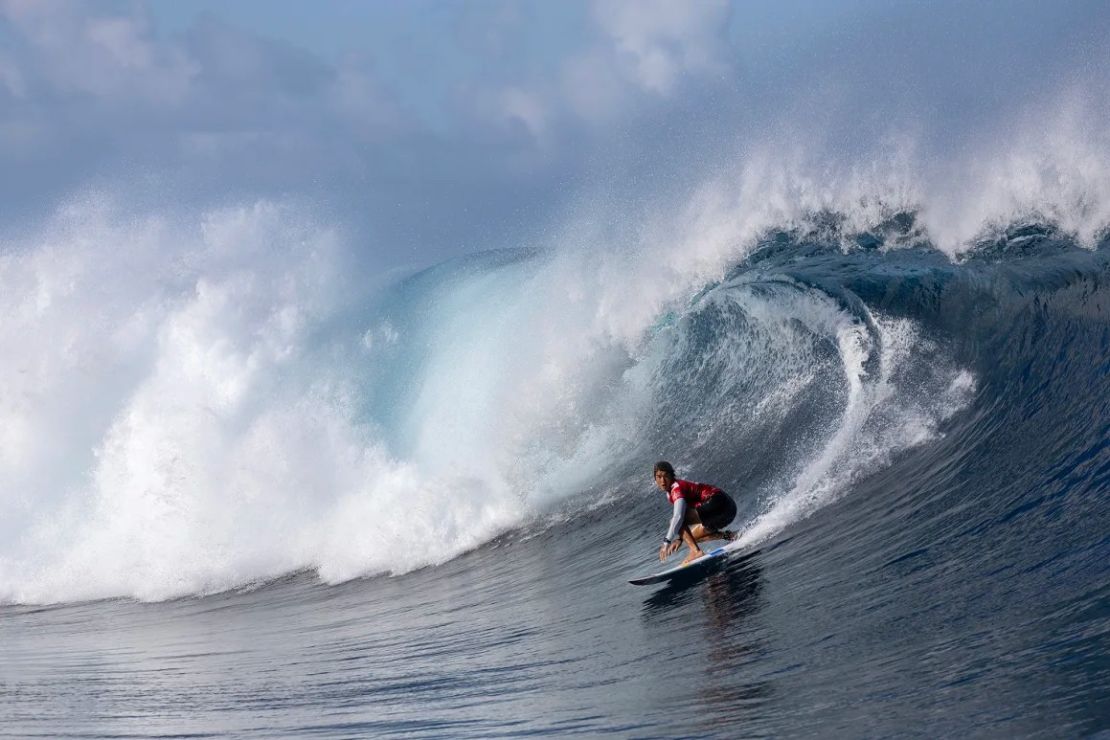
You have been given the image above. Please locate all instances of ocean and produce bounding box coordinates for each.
[2,209,1107,736]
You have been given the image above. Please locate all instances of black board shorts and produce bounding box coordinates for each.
[696,491,737,531]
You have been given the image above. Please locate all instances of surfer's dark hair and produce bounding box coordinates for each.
[654,461,675,477]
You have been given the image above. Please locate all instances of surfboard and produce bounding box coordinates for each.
[628,544,733,585]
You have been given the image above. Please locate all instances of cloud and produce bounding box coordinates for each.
[0,2,423,240]
[0,0,196,103]
[463,0,735,135]
[0,2,406,143]
[0,0,735,198]
[560,47,630,124]
[590,0,731,95]
[0,0,1107,267]
[0,1,734,262]
[496,86,550,143]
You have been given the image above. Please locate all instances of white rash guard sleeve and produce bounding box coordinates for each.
[665,498,687,542]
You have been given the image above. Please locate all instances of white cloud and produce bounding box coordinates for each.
[0,0,196,104]
[498,86,550,142]
[591,0,731,95]
[0,1,419,226]
[560,48,629,124]
[552,0,733,124]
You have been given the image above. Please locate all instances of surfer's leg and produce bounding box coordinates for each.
[694,492,737,539]
[679,509,706,563]
[684,507,729,543]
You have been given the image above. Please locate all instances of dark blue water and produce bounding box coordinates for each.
[2,223,1108,737]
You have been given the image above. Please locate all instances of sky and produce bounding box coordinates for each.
[1,0,1108,268]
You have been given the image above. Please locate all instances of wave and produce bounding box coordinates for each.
[0,187,1107,604]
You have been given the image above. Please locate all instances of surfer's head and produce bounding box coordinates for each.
[653,460,675,490]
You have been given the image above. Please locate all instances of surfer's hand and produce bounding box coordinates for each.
[659,540,680,560]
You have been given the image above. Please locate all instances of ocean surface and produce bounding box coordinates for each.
[2,217,1109,737]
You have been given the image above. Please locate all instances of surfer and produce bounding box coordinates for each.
[654,461,737,565]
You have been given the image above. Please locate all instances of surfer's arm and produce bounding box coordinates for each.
[658,498,688,560]
[664,498,687,543]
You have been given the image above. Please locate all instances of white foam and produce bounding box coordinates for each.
[736,315,976,550]
[0,199,667,603]
[0,199,540,603]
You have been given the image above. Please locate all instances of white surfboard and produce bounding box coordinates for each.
[628,543,735,586]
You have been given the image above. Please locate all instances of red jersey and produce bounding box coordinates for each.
[668,479,721,507]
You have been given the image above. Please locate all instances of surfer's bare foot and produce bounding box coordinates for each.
[681,551,704,565]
